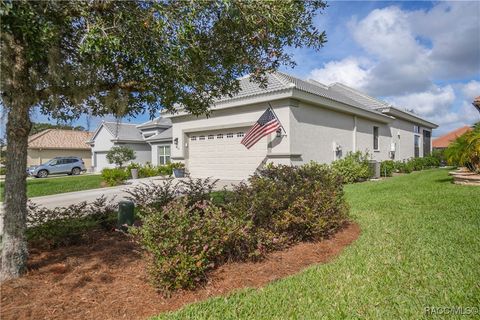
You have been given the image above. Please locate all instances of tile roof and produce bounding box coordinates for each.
[432,126,472,148]
[136,117,172,129]
[215,72,386,116]
[28,129,92,150]
[103,122,144,141]
[145,127,172,142]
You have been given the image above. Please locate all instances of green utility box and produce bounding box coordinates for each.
[117,200,135,231]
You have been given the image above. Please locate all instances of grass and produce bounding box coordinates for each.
[0,174,104,200]
[154,169,480,319]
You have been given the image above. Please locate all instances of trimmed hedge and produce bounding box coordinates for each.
[380,156,440,177]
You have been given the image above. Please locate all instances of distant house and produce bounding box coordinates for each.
[87,118,172,172]
[432,126,472,150]
[28,129,93,167]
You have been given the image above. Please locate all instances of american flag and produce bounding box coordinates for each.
[241,108,281,149]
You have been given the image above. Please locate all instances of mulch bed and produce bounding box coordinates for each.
[1,223,360,320]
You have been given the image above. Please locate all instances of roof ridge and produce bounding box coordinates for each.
[331,82,390,107]
[28,129,52,143]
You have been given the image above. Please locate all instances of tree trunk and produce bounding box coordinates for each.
[0,105,31,281]
[0,35,32,282]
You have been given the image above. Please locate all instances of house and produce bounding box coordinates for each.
[164,72,438,180]
[27,129,93,167]
[88,118,172,172]
[432,126,472,150]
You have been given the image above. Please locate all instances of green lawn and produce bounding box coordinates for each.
[0,174,104,199]
[155,169,480,319]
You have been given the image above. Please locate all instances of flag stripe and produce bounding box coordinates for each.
[243,121,280,148]
[242,119,277,145]
[241,108,282,149]
[244,122,281,149]
[241,123,261,144]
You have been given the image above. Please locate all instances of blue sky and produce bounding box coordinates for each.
[4,1,479,137]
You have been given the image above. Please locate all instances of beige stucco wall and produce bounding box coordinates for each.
[27,149,92,167]
[169,98,292,169]
[290,101,393,164]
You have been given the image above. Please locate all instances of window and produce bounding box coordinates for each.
[414,125,420,134]
[237,132,244,137]
[208,135,214,140]
[158,145,171,165]
[414,135,420,158]
[423,130,431,157]
[226,133,234,138]
[190,136,197,141]
[373,126,379,150]
[217,134,223,139]
[199,135,205,140]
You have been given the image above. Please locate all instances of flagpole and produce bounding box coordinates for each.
[267,103,286,134]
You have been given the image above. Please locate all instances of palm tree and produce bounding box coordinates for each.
[445,123,480,172]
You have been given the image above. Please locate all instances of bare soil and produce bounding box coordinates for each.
[1,223,360,320]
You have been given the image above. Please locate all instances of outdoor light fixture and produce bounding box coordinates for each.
[174,138,178,146]
[276,128,282,138]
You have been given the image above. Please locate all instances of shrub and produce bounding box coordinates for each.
[228,163,348,248]
[331,151,372,183]
[125,178,178,215]
[132,164,348,292]
[138,163,159,178]
[27,196,117,248]
[0,167,5,175]
[177,177,219,206]
[106,146,136,167]
[131,198,240,291]
[380,160,395,177]
[101,168,129,186]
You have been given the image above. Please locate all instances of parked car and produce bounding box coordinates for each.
[28,157,87,178]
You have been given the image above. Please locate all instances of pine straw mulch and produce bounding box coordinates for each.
[1,223,360,320]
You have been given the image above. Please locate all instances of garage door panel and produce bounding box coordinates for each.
[187,127,267,180]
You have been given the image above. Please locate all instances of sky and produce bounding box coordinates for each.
[3,0,480,137]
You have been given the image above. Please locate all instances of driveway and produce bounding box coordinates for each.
[0,177,241,235]
[29,177,241,209]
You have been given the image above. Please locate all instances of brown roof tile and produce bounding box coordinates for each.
[432,126,472,148]
[28,129,93,150]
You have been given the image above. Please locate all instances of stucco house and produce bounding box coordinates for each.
[87,118,172,172]
[164,72,438,180]
[27,129,93,167]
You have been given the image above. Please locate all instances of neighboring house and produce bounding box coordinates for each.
[27,129,93,167]
[88,118,172,172]
[165,72,438,180]
[432,126,472,150]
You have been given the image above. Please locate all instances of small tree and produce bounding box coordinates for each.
[106,146,136,168]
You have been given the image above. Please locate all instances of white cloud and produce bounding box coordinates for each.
[308,58,371,89]
[385,85,455,118]
[409,1,480,78]
[306,2,479,134]
[461,80,480,102]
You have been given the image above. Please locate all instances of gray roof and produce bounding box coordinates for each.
[328,83,390,110]
[145,127,172,142]
[215,72,386,115]
[137,117,172,129]
[103,122,144,141]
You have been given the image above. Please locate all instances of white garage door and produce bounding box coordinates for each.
[187,127,268,180]
[94,152,114,172]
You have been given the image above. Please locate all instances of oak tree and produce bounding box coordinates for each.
[0,0,326,280]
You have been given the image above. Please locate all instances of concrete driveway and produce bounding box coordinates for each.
[28,177,241,209]
[0,177,241,235]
